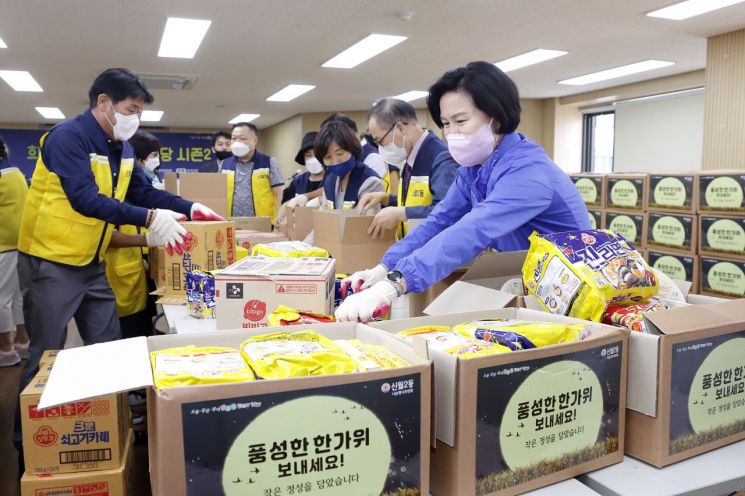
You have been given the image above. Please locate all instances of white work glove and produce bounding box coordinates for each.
[286,194,309,209]
[145,230,164,247]
[306,197,321,208]
[190,202,226,221]
[343,264,388,294]
[148,209,190,255]
[335,281,398,322]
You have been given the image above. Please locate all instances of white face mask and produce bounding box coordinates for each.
[231,141,250,157]
[305,157,324,174]
[378,126,407,167]
[144,157,160,172]
[105,100,140,141]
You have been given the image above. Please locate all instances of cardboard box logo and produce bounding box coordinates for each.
[184,234,199,251]
[215,230,225,249]
[226,283,243,299]
[32,425,58,447]
[243,300,267,322]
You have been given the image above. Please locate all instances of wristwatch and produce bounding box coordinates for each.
[386,270,406,297]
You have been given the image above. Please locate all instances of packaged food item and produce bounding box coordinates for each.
[443,340,507,359]
[334,273,352,310]
[523,229,659,322]
[186,271,216,319]
[235,244,249,261]
[453,319,592,350]
[603,298,671,333]
[334,339,410,370]
[241,330,357,379]
[150,346,254,389]
[267,305,335,327]
[396,325,472,348]
[251,241,329,258]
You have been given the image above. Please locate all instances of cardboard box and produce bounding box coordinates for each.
[21,430,134,496]
[214,256,335,329]
[570,174,606,208]
[149,247,166,289]
[647,250,699,292]
[371,309,628,496]
[39,349,60,369]
[312,210,395,274]
[646,211,698,254]
[698,171,745,213]
[235,230,288,252]
[604,210,647,248]
[625,300,745,466]
[230,216,272,232]
[605,174,648,211]
[21,373,128,475]
[700,255,745,299]
[587,209,605,231]
[163,221,236,298]
[277,206,315,241]
[164,172,229,218]
[699,214,745,258]
[646,173,699,213]
[38,324,433,496]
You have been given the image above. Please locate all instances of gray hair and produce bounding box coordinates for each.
[367,98,418,129]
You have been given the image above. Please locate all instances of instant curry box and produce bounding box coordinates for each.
[371,309,628,496]
[37,324,432,496]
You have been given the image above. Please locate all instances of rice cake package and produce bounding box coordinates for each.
[251,241,328,258]
[334,339,410,370]
[150,346,255,389]
[523,229,659,322]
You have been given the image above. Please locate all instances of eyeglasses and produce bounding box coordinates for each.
[370,121,406,147]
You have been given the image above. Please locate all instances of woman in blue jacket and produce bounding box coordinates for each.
[336,61,590,322]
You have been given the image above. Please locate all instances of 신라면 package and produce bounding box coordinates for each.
[523,229,659,322]
[453,319,592,350]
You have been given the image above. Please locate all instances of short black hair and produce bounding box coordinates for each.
[211,131,231,147]
[314,120,362,164]
[321,112,358,133]
[129,131,161,161]
[0,135,7,160]
[367,98,418,129]
[231,122,258,134]
[427,61,521,134]
[88,68,154,108]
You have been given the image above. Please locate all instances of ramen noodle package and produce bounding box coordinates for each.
[453,319,592,350]
[241,330,357,379]
[334,339,410,370]
[523,229,659,322]
[604,298,671,333]
[186,271,216,319]
[150,346,255,389]
[267,305,335,327]
[251,241,329,258]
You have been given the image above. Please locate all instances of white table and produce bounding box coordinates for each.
[161,303,216,334]
[581,440,745,496]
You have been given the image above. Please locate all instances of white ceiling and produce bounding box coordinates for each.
[2,0,745,129]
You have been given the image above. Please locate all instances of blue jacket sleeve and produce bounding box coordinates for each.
[404,151,459,219]
[380,171,472,270]
[43,127,149,226]
[125,166,193,217]
[394,162,554,293]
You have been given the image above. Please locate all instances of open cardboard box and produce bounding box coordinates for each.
[229,216,272,232]
[371,309,628,496]
[39,324,432,496]
[277,207,315,241]
[165,172,229,218]
[312,210,395,274]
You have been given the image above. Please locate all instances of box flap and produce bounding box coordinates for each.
[312,210,341,244]
[230,216,272,232]
[216,256,334,278]
[461,251,527,281]
[342,215,394,244]
[164,172,178,194]
[626,332,661,416]
[38,337,153,409]
[424,281,516,316]
[645,299,745,335]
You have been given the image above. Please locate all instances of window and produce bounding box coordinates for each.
[582,111,615,173]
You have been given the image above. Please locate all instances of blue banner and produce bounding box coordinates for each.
[0,127,216,177]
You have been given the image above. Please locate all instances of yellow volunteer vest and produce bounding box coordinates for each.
[0,167,29,252]
[226,169,276,222]
[104,224,148,317]
[18,133,134,266]
[381,167,400,195]
[397,175,432,239]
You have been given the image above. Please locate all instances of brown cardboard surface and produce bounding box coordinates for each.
[214,256,336,328]
[229,216,272,232]
[646,173,699,213]
[21,430,134,496]
[164,221,236,296]
[646,211,698,254]
[647,249,699,292]
[699,213,745,258]
[21,373,127,475]
[235,229,288,251]
[604,210,647,248]
[277,207,315,241]
[699,254,745,299]
[698,171,745,214]
[605,174,648,211]
[165,172,229,218]
[312,210,394,274]
[570,173,607,208]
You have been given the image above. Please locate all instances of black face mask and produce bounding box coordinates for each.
[215,150,232,161]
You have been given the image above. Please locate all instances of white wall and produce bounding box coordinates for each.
[613,90,704,172]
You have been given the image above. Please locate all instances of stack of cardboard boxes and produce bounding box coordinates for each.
[571,171,745,299]
[19,350,134,496]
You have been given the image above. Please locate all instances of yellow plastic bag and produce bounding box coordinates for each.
[150,346,254,389]
[267,305,335,327]
[454,319,592,351]
[523,229,659,322]
[241,330,357,379]
[251,241,329,258]
[396,326,474,350]
[334,339,409,370]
